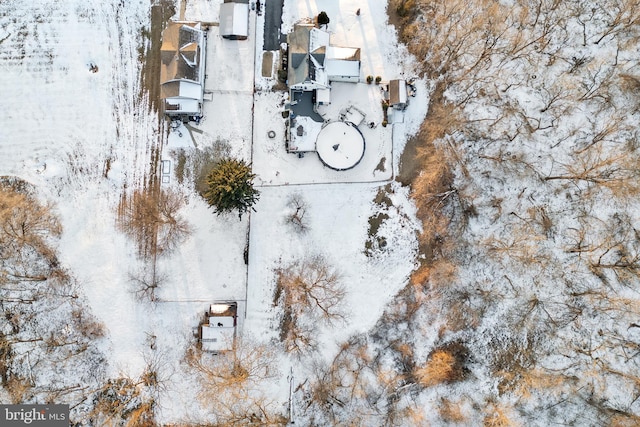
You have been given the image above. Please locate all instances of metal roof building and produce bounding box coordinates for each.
[220,1,249,40]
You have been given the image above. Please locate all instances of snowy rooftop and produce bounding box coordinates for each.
[315,121,365,170]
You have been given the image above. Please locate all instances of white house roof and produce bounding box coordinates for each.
[316,88,331,104]
[161,80,202,99]
[164,98,200,114]
[309,28,330,53]
[208,316,235,328]
[220,2,249,38]
[325,59,360,79]
[201,302,237,353]
[316,121,365,170]
[289,115,323,152]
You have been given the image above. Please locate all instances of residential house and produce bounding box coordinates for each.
[286,23,362,153]
[160,21,207,118]
[287,23,361,103]
[287,23,331,92]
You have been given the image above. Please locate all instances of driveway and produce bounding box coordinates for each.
[262,0,284,50]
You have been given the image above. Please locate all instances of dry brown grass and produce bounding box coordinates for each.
[5,376,33,404]
[124,402,155,427]
[438,398,468,424]
[414,350,456,387]
[508,368,569,401]
[71,308,106,340]
[405,83,463,267]
[90,377,156,427]
[483,403,518,427]
[619,73,640,93]
[610,413,640,427]
[411,143,455,252]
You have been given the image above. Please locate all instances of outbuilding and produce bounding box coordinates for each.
[200,302,238,353]
[220,1,249,40]
[388,79,408,110]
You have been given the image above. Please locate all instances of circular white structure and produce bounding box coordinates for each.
[315,121,365,171]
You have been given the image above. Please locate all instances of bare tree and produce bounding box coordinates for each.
[591,0,640,45]
[305,335,405,426]
[285,193,309,233]
[89,377,155,427]
[273,256,346,355]
[0,182,61,265]
[185,338,286,426]
[117,188,191,257]
[544,142,640,196]
[129,267,166,302]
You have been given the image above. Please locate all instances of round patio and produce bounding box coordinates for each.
[315,121,365,171]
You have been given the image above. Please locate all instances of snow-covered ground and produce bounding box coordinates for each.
[0,0,427,423]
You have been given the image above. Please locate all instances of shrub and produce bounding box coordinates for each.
[366,75,374,84]
[438,398,468,424]
[414,342,468,387]
[317,11,330,26]
[193,141,232,195]
[414,350,456,387]
[396,0,417,18]
[375,76,382,84]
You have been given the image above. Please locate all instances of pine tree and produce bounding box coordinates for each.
[203,158,260,218]
[317,11,330,26]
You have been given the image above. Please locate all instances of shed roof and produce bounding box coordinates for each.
[325,59,360,78]
[389,79,408,106]
[220,2,249,37]
[201,324,235,352]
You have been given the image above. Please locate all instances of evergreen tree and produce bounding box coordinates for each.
[317,11,330,26]
[203,158,260,218]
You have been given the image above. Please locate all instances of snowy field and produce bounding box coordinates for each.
[0,0,427,424]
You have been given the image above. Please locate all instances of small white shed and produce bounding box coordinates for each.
[220,2,249,40]
[200,302,237,353]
